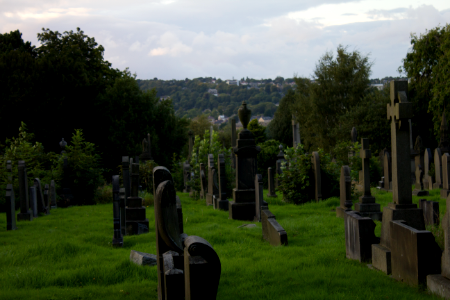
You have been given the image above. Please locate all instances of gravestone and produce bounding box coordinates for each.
[50,180,57,209]
[292,114,301,147]
[119,187,126,236]
[139,133,153,163]
[231,118,236,168]
[383,151,392,191]
[6,184,17,230]
[112,175,123,247]
[182,161,191,193]
[214,154,229,210]
[434,148,443,189]
[254,174,268,222]
[336,165,352,218]
[442,153,450,199]
[419,199,439,226]
[44,184,50,212]
[17,161,32,221]
[125,163,149,235]
[229,101,261,220]
[412,136,429,196]
[275,145,285,189]
[311,151,322,201]
[372,80,426,276]
[29,186,38,218]
[206,154,219,206]
[440,110,450,154]
[34,178,49,215]
[354,139,382,220]
[261,208,288,246]
[424,148,433,190]
[345,211,379,262]
[152,166,221,300]
[199,163,207,199]
[122,156,131,204]
[267,167,277,197]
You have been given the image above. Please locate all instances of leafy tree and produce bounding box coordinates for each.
[256,139,285,188]
[267,90,296,146]
[248,119,266,144]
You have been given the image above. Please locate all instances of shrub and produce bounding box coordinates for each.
[256,139,286,188]
[139,160,159,193]
[94,184,113,204]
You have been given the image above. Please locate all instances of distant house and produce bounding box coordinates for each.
[226,80,239,86]
[249,82,260,88]
[218,115,226,120]
[208,116,215,123]
[258,116,273,126]
[369,84,384,91]
[208,89,218,96]
[240,81,248,86]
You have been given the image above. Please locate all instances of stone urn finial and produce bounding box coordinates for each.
[59,138,67,151]
[238,101,251,130]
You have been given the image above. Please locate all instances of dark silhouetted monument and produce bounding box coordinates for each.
[125,163,149,235]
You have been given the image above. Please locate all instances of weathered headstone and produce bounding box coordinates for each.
[50,180,57,208]
[419,199,439,226]
[119,187,126,236]
[254,174,268,222]
[344,211,379,262]
[6,184,17,230]
[383,151,392,191]
[442,153,450,199]
[229,101,261,220]
[311,151,322,202]
[140,133,153,163]
[29,186,38,218]
[275,145,285,189]
[354,139,382,220]
[214,154,229,210]
[206,154,219,206]
[412,136,429,196]
[424,148,433,190]
[231,118,236,168]
[371,81,426,276]
[261,208,288,246]
[336,165,352,218]
[125,163,149,235]
[199,163,207,199]
[34,178,49,215]
[44,184,50,212]
[440,110,450,154]
[112,175,123,247]
[267,167,277,197]
[434,148,443,189]
[17,161,32,221]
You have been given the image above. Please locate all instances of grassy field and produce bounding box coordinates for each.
[0,187,445,300]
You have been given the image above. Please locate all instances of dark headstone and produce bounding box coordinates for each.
[442,153,450,199]
[29,186,38,218]
[122,156,131,205]
[412,136,429,196]
[17,161,32,221]
[125,163,149,235]
[44,184,50,213]
[344,211,379,262]
[355,139,382,221]
[6,184,17,230]
[34,178,49,215]
[254,174,268,222]
[112,175,123,247]
[214,154,229,210]
[267,167,277,197]
[424,148,433,190]
[140,133,153,163]
[336,165,352,218]
[119,187,126,236]
[200,163,207,200]
[50,180,57,209]
[311,151,322,201]
[261,208,288,246]
[419,199,439,226]
[206,154,219,206]
[6,160,12,183]
[434,148,443,189]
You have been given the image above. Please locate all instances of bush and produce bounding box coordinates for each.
[139,160,159,193]
[256,139,286,188]
[94,184,113,204]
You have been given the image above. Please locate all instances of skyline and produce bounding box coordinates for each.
[2,0,450,80]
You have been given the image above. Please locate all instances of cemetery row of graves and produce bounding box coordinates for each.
[4,80,450,299]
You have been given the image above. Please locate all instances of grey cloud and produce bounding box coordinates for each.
[366,7,407,19]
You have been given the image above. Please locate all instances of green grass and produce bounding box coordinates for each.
[0,188,444,299]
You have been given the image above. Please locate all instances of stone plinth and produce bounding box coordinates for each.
[427,275,450,299]
[216,153,229,211]
[344,211,379,262]
[261,208,288,246]
[130,250,157,266]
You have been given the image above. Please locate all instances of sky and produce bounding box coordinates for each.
[1,0,450,80]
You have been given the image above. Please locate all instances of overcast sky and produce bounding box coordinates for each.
[2,0,450,80]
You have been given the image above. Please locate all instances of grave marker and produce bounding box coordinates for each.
[424,148,433,190]
[261,208,288,246]
[214,154,229,210]
[34,178,49,215]
[139,133,153,163]
[419,199,439,226]
[6,184,17,230]
[206,154,219,206]
[125,163,149,235]
[231,118,236,168]
[345,211,379,262]
[50,180,57,208]
[119,187,126,236]
[17,161,32,221]
[442,153,450,199]
[44,184,50,212]
[336,165,352,218]
[199,163,207,199]
[275,145,285,188]
[434,148,443,189]
[412,136,429,196]
[267,167,277,197]
[112,175,123,247]
[29,186,38,218]
[255,174,268,222]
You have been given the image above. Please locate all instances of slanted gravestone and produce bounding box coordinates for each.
[112,175,123,247]
[440,110,450,154]
[200,163,207,199]
[29,186,38,218]
[412,136,429,196]
[34,178,49,215]
[125,163,149,235]
[140,133,153,163]
[336,165,352,218]
[424,148,433,190]
[275,145,285,188]
[50,180,57,209]
[214,154,229,210]
[44,184,50,212]
[231,118,236,168]
[372,80,426,277]
[419,199,439,226]
[383,151,392,191]
[442,153,450,199]
[254,174,268,222]
[311,151,322,202]
[229,101,261,220]
[434,148,443,189]
[344,211,379,262]
[354,139,382,220]
[6,184,17,230]
[261,208,288,246]
[206,154,219,206]
[119,187,126,236]
[17,161,32,221]
[267,167,277,197]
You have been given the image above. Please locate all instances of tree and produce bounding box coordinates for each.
[189,114,212,137]
[248,119,266,144]
[267,90,295,146]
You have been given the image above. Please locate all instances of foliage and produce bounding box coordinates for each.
[94,184,113,204]
[266,90,295,146]
[247,119,266,144]
[256,140,285,188]
[59,129,104,205]
[139,160,159,193]
[189,114,212,137]
[170,153,184,192]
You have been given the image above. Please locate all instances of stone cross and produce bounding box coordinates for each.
[122,156,131,201]
[17,161,32,221]
[6,184,17,230]
[267,167,277,197]
[424,148,433,190]
[440,110,450,154]
[412,136,429,196]
[231,118,236,168]
[216,153,229,210]
[386,81,413,205]
[311,151,322,202]
[442,153,450,199]
[336,165,352,218]
[434,148,443,189]
[112,175,123,247]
